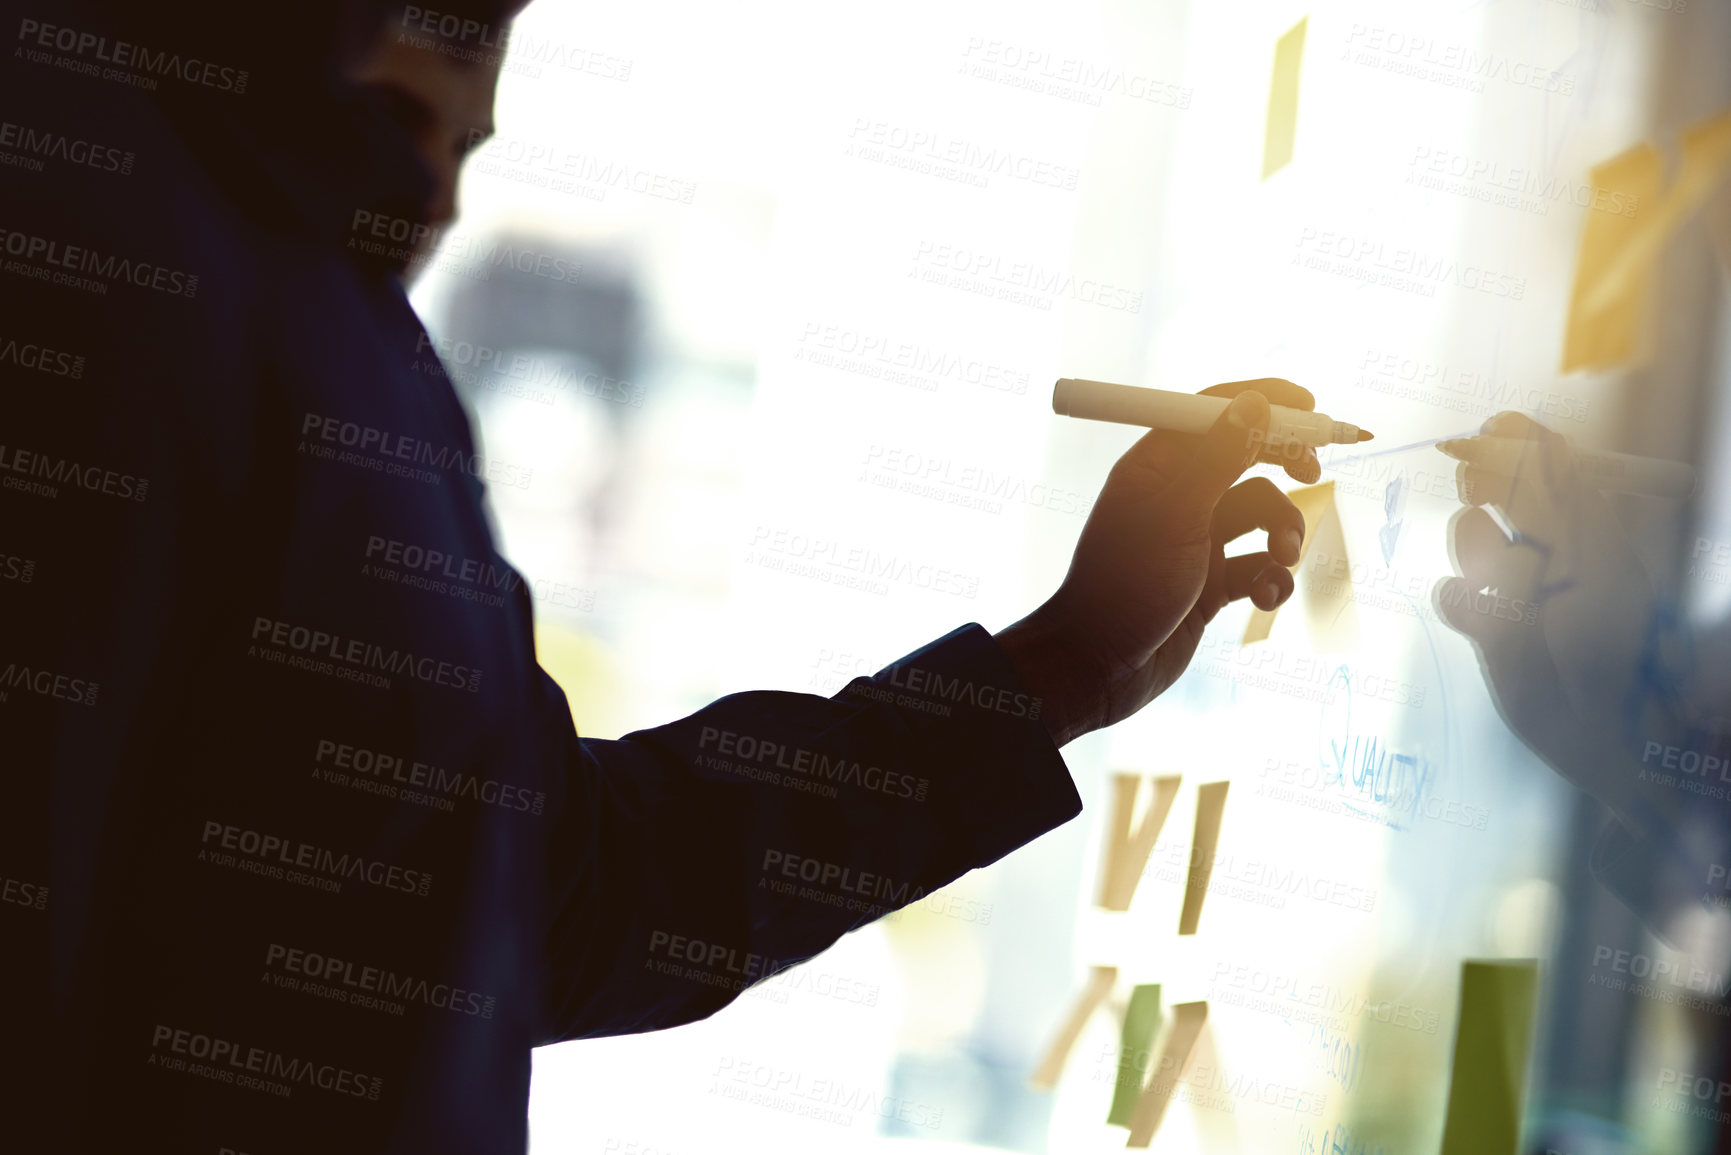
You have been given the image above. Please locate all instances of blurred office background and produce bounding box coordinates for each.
[404,0,1731,1150]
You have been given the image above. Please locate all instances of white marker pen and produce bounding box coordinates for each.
[1052,378,1373,447]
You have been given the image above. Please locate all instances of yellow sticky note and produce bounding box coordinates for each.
[1298,485,1359,650]
[1126,1001,1209,1147]
[1263,18,1307,179]
[1030,965,1117,1089]
[1561,142,1663,372]
[1097,774,1182,912]
[1242,481,1357,649]
[1703,124,1731,271]
[1554,110,1731,375]
[1580,109,1731,323]
[1178,781,1229,936]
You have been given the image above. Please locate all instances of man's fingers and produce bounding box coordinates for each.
[1448,506,1550,608]
[1224,553,1295,611]
[1441,433,1574,477]
[1213,476,1305,566]
[1453,455,1554,513]
[1207,379,1316,480]
[1119,425,1193,476]
[1168,390,1268,511]
[1118,381,1321,497]
[1433,576,1541,644]
[1481,410,1563,444]
[1442,413,1577,512]
[1202,377,1316,412]
[1455,461,1504,508]
[1121,380,1313,481]
[1437,505,1549,644]
[1435,577,1495,642]
[1279,446,1322,484]
[1449,506,1514,587]
[1250,441,1321,484]
[1443,432,1583,552]
[1432,575,1554,761]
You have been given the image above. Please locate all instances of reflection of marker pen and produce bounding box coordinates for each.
[1053,378,1373,447]
[1437,437,1696,498]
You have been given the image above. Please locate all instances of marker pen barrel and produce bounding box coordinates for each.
[1443,436,1696,498]
[1053,378,1367,447]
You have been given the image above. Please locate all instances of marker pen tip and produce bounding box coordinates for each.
[1357,430,1375,442]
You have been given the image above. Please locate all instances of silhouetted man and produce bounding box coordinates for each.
[3,2,1316,1150]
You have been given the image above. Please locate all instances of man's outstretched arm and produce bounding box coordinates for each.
[539,381,1315,1043]
[540,622,1076,1043]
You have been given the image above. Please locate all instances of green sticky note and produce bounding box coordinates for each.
[1439,960,1539,1155]
[1107,984,1163,1127]
[1262,17,1308,179]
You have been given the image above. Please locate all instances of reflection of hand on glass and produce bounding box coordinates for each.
[1442,413,1668,729]
[997,379,1319,747]
[1436,411,1729,941]
[1436,414,1663,809]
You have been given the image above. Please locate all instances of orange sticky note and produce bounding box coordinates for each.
[1030,965,1118,1089]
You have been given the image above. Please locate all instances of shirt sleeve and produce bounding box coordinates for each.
[538,623,1081,1044]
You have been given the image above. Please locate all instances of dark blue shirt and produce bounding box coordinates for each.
[0,11,1081,1151]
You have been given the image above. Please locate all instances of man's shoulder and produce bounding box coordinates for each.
[9,69,415,402]
[0,69,411,518]
[1,74,266,360]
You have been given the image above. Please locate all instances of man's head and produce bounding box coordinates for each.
[351,5,525,274]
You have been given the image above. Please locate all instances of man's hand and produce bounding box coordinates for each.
[995,379,1319,747]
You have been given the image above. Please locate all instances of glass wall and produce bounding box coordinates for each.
[406,1,1731,1150]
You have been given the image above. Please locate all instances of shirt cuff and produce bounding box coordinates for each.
[838,622,1082,868]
